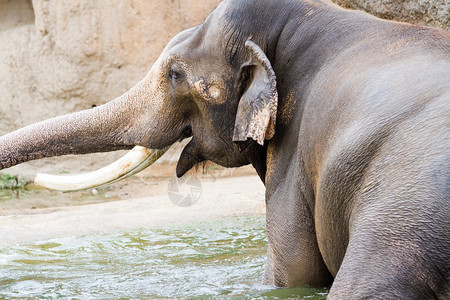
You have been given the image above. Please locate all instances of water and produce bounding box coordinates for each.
[0,216,328,299]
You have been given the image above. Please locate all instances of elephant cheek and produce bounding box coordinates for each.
[176,139,205,177]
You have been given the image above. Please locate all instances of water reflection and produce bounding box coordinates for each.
[0,216,328,298]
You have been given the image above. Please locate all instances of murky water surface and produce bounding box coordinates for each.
[0,216,328,298]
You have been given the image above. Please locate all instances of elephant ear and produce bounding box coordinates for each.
[233,40,278,146]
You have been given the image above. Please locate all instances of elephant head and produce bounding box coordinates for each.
[0,1,279,188]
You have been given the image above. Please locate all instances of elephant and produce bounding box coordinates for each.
[0,0,449,298]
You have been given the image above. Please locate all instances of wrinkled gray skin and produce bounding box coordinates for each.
[1,0,449,298]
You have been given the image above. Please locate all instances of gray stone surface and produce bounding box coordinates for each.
[332,0,449,30]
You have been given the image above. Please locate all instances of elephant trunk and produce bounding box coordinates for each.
[0,99,131,170]
[0,69,168,172]
[0,61,181,190]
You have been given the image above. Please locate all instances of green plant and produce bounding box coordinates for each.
[0,173,29,189]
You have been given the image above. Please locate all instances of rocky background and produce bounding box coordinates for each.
[332,0,449,30]
[1,0,448,178]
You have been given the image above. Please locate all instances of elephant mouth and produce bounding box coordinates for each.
[179,125,193,141]
[176,126,205,177]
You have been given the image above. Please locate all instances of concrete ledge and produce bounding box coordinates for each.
[0,175,265,246]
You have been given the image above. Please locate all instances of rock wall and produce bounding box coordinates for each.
[332,0,449,30]
[0,0,448,178]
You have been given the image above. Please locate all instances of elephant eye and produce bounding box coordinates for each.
[169,69,180,80]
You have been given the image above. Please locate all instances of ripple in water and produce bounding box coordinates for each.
[0,216,328,299]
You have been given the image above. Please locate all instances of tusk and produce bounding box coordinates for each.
[34,145,170,192]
